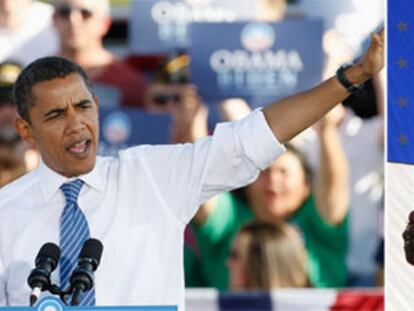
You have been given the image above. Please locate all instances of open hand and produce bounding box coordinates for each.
[358,28,384,79]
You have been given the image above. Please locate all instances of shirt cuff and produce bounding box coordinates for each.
[233,108,285,170]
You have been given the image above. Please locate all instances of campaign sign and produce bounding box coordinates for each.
[189,20,323,107]
[93,83,122,109]
[128,0,256,54]
[98,108,171,156]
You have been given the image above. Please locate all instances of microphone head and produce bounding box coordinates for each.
[80,238,103,269]
[35,243,61,270]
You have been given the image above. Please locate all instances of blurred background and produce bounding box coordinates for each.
[0,0,384,309]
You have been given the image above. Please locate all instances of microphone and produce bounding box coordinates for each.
[69,238,103,306]
[27,243,61,306]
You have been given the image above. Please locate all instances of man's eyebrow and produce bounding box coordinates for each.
[43,107,66,119]
[42,99,93,118]
[74,99,93,107]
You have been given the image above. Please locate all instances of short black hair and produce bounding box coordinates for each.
[13,57,95,121]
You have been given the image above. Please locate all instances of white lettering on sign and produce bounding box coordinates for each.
[216,70,299,94]
[210,50,304,72]
[151,1,237,24]
[209,49,305,96]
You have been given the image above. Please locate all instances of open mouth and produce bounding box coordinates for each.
[66,139,92,156]
[264,190,279,202]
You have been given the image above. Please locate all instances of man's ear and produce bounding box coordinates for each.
[15,117,36,147]
[100,17,112,37]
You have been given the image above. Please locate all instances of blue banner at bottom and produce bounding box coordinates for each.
[3,297,177,311]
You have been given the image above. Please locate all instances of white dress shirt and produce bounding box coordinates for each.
[0,110,284,309]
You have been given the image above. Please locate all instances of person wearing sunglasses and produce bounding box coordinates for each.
[52,0,148,108]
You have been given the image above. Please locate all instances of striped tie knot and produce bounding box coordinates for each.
[60,179,84,204]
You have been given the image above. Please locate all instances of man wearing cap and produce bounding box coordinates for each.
[0,62,38,187]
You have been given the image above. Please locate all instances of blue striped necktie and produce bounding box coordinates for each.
[59,179,95,306]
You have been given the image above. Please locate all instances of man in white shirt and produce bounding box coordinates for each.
[0,30,383,309]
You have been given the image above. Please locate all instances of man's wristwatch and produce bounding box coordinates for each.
[336,64,363,93]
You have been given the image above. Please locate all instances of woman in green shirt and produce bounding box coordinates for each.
[192,107,349,289]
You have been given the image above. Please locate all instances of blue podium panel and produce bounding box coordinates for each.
[387,0,414,164]
[219,292,272,311]
[188,20,323,108]
[128,0,256,54]
[1,297,177,311]
[98,108,172,156]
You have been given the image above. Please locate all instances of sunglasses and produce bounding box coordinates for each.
[152,93,181,106]
[56,5,93,20]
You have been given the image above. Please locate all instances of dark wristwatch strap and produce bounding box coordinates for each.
[336,64,363,93]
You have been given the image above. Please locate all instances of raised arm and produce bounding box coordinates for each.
[314,106,348,225]
[263,30,384,143]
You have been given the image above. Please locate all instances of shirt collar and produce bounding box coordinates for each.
[37,157,105,201]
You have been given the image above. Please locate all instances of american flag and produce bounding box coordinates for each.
[185,288,383,310]
[387,0,414,310]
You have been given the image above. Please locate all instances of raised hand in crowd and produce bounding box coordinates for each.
[314,105,348,225]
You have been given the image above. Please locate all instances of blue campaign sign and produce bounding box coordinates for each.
[128,0,256,54]
[0,296,177,311]
[98,109,171,156]
[93,83,122,109]
[188,20,323,107]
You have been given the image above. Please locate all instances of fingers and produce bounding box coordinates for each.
[372,27,384,42]
[378,28,384,41]
[375,33,384,47]
[370,32,384,50]
[366,27,384,54]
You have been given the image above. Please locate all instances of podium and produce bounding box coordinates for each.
[3,297,177,311]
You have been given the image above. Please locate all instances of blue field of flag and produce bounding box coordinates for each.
[388,0,414,164]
